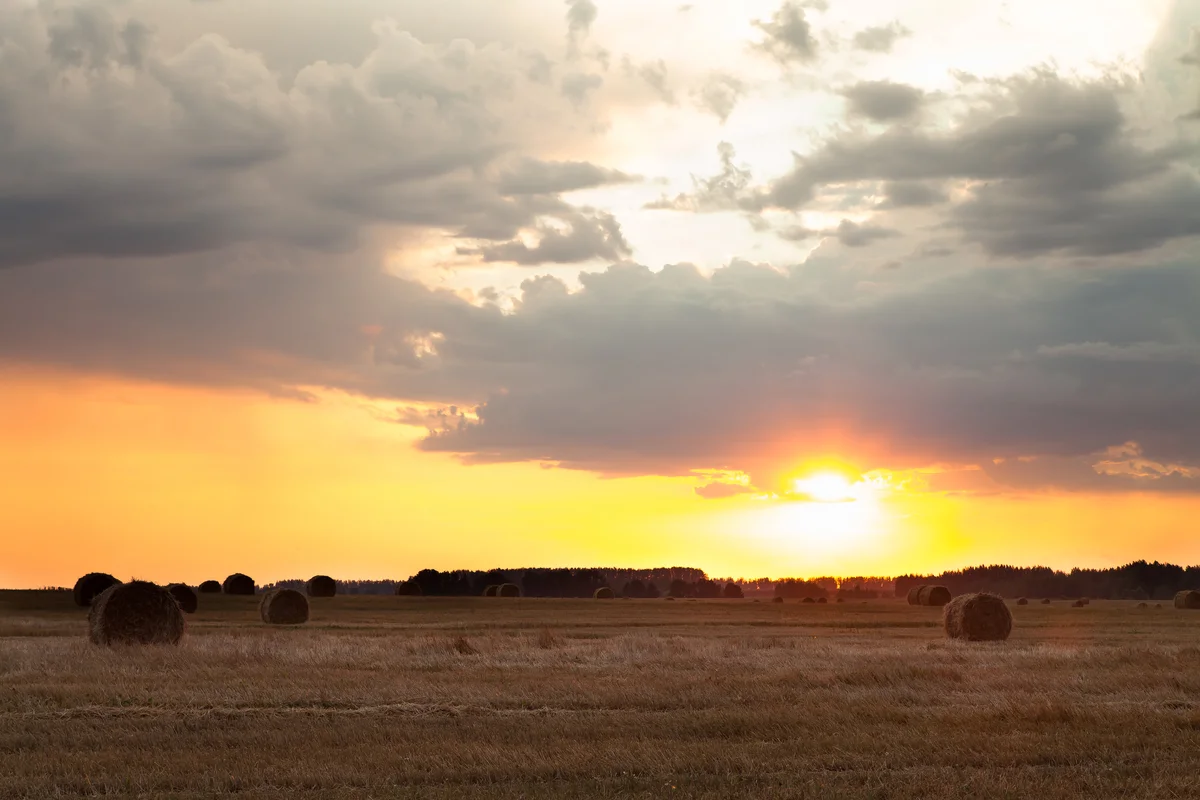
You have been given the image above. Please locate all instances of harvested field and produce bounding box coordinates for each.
[2,591,1199,799]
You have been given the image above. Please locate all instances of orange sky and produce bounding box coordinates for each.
[3,366,1198,589]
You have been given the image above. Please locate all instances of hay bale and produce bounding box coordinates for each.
[482,584,499,597]
[817,597,827,604]
[306,575,337,597]
[1080,597,1090,606]
[836,597,844,603]
[943,592,1012,642]
[594,587,614,599]
[906,585,924,606]
[198,580,221,594]
[771,596,783,604]
[802,597,815,604]
[88,581,185,646]
[260,588,309,625]
[1154,603,1163,609]
[497,583,521,598]
[166,583,198,614]
[1040,598,1051,604]
[918,585,952,607]
[1016,597,1028,606]
[73,573,121,607]
[394,580,422,596]
[222,573,255,595]
[1174,590,1200,609]
[1137,602,1148,609]
[1071,599,1086,608]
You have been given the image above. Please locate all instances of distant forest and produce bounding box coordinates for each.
[262,561,1200,600]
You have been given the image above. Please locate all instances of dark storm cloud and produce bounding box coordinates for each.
[4,253,1199,493]
[769,73,1200,257]
[852,22,911,54]
[0,4,618,269]
[753,1,819,64]
[841,81,924,122]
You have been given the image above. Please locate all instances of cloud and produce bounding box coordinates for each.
[877,181,948,208]
[851,22,911,54]
[565,0,598,46]
[0,4,609,269]
[457,210,632,264]
[694,73,746,123]
[695,481,756,499]
[644,142,760,213]
[497,159,638,195]
[833,220,901,247]
[8,249,1199,494]
[841,80,925,122]
[752,1,819,65]
[768,73,1200,257]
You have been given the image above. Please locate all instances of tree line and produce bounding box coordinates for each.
[261,560,1200,600]
[895,561,1200,601]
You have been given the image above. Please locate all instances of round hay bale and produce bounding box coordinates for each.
[906,585,924,606]
[1174,590,1200,610]
[394,580,422,596]
[497,583,521,598]
[1040,598,1051,604]
[1071,599,1086,608]
[817,597,828,604]
[1136,601,1148,609]
[483,584,499,597]
[918,585,952,607]
[802,597,815,604]
[771,596,783,604]
[166,583,198,614]
[836,597,844,603]
[1154,603,1163,609]
[222,573,256,595]
[306,575,337,597]
[88,581,185,646]
[943,592,1012,642]
[1081,597,1090,606]
[1016,597,1028,606]
[260,588,309,625]
[73,573,121,607]
[666,597,675,601]
[198,580,222,594]
[594,586,614,599]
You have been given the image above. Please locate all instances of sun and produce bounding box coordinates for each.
[793,472,856,503]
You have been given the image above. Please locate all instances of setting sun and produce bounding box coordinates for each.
[793,472,857,503]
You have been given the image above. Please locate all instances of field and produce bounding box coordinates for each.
[2,592,1199,799]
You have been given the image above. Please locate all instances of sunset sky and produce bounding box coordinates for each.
[3,0,1200,588]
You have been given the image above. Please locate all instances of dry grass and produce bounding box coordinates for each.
[2,591,1200,798]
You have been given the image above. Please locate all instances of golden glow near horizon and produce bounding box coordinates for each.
[4,367,1200,589]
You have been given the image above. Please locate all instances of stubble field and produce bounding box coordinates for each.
[2,591,1199,799]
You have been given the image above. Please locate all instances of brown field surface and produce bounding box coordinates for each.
[2,591,1199,798]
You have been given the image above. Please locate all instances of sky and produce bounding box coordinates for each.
[2,0,1200,588]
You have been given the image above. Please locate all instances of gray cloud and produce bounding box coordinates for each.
[877,180,948,208]
[842,80,925,122]
[852,22,911,54]
[753,1,819,65]
[644,143,760,213]
[0,4,609,269]
[834,220,901,246]
[5,252,1199,493]
[565,0,598,45]
[497,159,638,195]
[694,73,746,123]
[769,73,1200,257]
[457,210,632,264]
